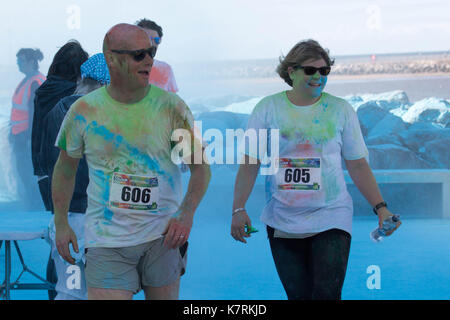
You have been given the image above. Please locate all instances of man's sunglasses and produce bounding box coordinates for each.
[294,65,331,76]
[110,47,156,62]
[149,36,161,45]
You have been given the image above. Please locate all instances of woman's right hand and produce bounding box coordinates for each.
[231,209,252,244]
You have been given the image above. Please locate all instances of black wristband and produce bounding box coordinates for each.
[373,201,387,215]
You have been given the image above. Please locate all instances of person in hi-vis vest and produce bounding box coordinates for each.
[10,48,46,207]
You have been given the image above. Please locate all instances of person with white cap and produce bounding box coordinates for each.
[42,53,111,300]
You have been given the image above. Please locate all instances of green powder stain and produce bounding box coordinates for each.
[58,133,67,150]
[324,172,341,201]
[281,95,338,145]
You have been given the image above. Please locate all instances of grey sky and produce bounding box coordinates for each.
[2,0,449,69]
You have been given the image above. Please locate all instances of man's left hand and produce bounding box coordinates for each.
[162,212,193,249]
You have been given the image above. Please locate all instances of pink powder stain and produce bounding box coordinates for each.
[295,142,315,156]
[284,191,316,206]
[78,100,90,112]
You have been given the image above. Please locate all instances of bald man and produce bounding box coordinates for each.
[52,24,210,300]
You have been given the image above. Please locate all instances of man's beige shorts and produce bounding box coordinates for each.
[85,237,188,293]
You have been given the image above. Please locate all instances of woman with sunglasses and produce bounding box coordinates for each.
[231,39,400,300]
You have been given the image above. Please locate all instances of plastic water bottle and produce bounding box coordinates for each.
[370,214,401,243]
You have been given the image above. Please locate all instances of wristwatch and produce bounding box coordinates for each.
[373,201,387,215]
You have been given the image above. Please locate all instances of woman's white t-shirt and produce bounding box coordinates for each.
[245,91,368,236]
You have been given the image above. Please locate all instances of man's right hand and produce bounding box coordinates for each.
[55,223,79,265]
[231,210,252,244]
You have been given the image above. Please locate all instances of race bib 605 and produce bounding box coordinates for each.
[276,158,321,191]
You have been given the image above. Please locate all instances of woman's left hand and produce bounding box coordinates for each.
[377,207,401,236]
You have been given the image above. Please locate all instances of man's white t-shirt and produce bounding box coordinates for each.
[246,91,368,236]
[56,86,194,248]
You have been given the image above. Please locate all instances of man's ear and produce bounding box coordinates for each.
[105,51,114,64]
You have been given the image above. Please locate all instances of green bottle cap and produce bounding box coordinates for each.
[245,225,258,234]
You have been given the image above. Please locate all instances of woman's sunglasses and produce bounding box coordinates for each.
[110,47,156,62]
[294,65,331,76]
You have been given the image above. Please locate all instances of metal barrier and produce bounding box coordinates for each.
[344,169,450,218]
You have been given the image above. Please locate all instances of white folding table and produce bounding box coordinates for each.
[0,211,55,300]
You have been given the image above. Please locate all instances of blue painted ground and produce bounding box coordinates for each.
[1,213,449,300]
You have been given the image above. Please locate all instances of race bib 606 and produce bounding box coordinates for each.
[276,158,321,191]
[109,172,159,211]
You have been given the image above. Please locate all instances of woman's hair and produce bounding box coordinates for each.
[47,40,89,82]
[276,39,335,87]
[16,48,44,71]
[135,18,163,38]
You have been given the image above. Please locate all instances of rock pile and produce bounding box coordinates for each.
[194,90,449,170]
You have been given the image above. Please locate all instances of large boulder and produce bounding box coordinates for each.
[356,101,390,137]
[344,95,364,109]
[419,138,450,168]
[397,122,450,153]
[401,97,450,127]
[366,113,409,146]
[358,90,410,110]
[367,144,431,169]
[366,134,402,146]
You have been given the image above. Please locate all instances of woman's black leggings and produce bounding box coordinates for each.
[267,226,351,300]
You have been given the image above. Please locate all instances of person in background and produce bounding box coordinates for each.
[135,18,179,93]
[42,53,110,300]
[10,48,45,208]
[32,40,89,212]
[135,18,191,173]
[230,39,401,300]
[32,40,89,300]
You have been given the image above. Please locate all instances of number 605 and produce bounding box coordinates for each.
[284,168,311,183]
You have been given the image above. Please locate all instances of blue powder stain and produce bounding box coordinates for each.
[90,121,115,141]
[104,208,114,221]
[74,114,87,124]
[93,169,110,202]
[113,134,124,148]
[86,121,175,188]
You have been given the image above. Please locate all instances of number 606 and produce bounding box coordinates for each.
[121,187,151,203]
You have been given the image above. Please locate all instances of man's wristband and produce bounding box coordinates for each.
[232,208,246,216]
[373,201,387,215]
